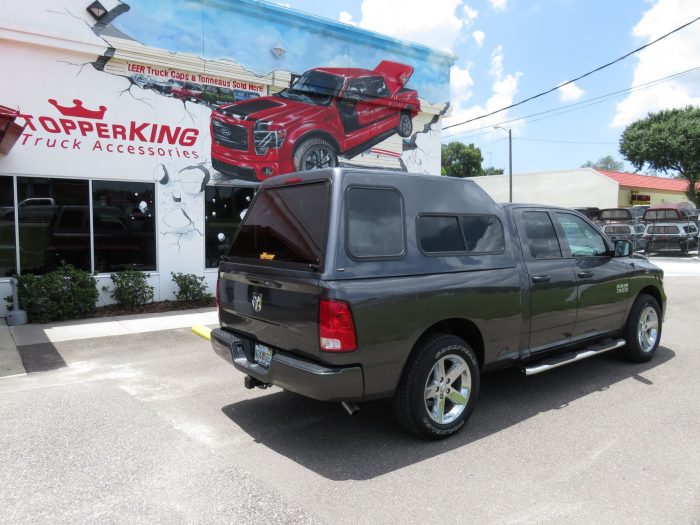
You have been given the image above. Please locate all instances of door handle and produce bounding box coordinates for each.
[577,271,594,278]
[532,275,551,283]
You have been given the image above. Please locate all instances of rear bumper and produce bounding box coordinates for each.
[211,328,364,402]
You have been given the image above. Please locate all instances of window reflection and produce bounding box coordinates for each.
[92,181,156,272]
[18,177,89,273]
[0,176,16,276]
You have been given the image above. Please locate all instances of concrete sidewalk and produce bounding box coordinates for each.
[0,307,217,378]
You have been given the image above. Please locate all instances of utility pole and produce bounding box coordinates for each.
[494,126,512,202]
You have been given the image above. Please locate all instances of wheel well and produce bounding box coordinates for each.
[639,285,663,314]
[293,131,340,156]
[413,319,485,369]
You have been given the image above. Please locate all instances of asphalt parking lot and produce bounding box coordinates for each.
[1,271,699,524]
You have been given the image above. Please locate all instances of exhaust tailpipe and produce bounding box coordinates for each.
[341,402,359,416]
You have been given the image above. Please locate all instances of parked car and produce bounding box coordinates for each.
[171,81,204,102]
[44,205,148,272]
[596,208,646,250]
[642,203,699,254]
[210,168,666,439]
[201,86,260,108]
[573,207,600,221]
[210,61,421,181]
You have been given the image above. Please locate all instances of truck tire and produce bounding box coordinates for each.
[397,111,413,138]
[392,333,480,439]
[293,137,338,172]
[621,293,662,362]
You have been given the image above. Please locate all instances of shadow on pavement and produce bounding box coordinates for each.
[222,346,675,481]
[17,343,68,373]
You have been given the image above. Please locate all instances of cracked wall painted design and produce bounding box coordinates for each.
[0,0,452,299]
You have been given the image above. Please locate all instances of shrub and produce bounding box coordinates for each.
[108,270,154,308]
[12,264,98,323]
[171,272,213,304]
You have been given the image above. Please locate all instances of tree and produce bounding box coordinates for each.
[441,142,483,178]
[581,155,624,171]
[482,166,504,176]
[619,106,700,205]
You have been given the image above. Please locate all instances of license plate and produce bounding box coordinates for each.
[254,343,272,368]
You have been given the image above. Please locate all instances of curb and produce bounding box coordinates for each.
[0,318,26,379]
[192,324,212,341]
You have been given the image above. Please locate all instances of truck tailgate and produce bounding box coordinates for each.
[219,267,321,359]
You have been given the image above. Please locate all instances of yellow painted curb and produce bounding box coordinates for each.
[191,325,212,341]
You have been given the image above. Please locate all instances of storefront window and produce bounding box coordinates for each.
[205,185,256,268]
[92,181,156,272]
[0,176,16,277]
[18,177,89,273]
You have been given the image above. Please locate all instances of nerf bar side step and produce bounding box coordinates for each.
[523,338,626,376]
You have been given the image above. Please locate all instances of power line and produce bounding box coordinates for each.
[442,14,700,132]
[514,137,618,145]
[442,64,700,142]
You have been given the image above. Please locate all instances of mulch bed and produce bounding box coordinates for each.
[91,298,216,318]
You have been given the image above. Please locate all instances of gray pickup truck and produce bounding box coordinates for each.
[212,168,665,438]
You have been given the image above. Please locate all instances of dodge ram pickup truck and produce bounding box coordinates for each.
[210,61,420,181]
[211,168,666,439]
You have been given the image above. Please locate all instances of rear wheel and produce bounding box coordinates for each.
[397,112,413,138]
[293,137,338,172]
[392,333,480,439]
[621,293,662,362]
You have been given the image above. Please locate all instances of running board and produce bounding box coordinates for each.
[523,339,626,376]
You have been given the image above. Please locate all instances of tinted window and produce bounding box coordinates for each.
[419,216,465,253]
[92,180,156,272]
[599,209,632,221]
[231,182,329,268]
[0,175,15,276]
[521,211,561,259]
[18,177,89,273]
[460,216,505,253]
[556,212,608,257]
[205,185,256,268]
[347,187,404,258]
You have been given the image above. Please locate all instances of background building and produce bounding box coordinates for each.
[470,168,692,208]
[0,0,455,317]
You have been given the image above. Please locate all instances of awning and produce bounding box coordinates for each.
[0,105,25,155]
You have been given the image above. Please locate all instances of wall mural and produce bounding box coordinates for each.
[0,0,452,300]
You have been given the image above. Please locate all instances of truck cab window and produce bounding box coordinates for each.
[521,211,562,259]
[555,212,607,257]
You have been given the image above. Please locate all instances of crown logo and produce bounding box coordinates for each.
[48,98,107,120]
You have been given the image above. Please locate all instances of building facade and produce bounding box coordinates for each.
[0,0,455,317]
[471,168,691,208]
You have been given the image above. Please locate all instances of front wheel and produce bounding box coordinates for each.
[392,333,480,439]
[621,293,662,362]
[293,137,338,172]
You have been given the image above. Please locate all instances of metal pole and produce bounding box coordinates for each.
[508,129,512,203]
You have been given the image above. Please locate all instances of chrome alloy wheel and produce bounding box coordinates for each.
[399,113,412,136]
[301,146,335,170]
[637,305,659,352]
[424,355,471,424]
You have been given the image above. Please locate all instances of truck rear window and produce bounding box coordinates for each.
[229,182,329,269]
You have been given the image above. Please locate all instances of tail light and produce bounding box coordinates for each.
[215,277,220,312]
[319,299,357,352]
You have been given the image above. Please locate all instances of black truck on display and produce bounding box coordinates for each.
[211,169,666,439]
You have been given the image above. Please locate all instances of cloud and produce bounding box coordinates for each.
[557,81,585,102]
[340,0,476,52]
[487,0,508,12]
[443,45,523,138]
[611,0,700,127]
[472,30,485,47]
[338,11,357,26]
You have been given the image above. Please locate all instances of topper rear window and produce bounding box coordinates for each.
[229,181,329,270]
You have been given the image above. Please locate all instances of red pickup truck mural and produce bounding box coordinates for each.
[210,60,420,180]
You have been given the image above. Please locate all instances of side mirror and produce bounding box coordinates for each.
[614,239,632,257]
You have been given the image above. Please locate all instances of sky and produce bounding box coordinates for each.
[275,0,700,175]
